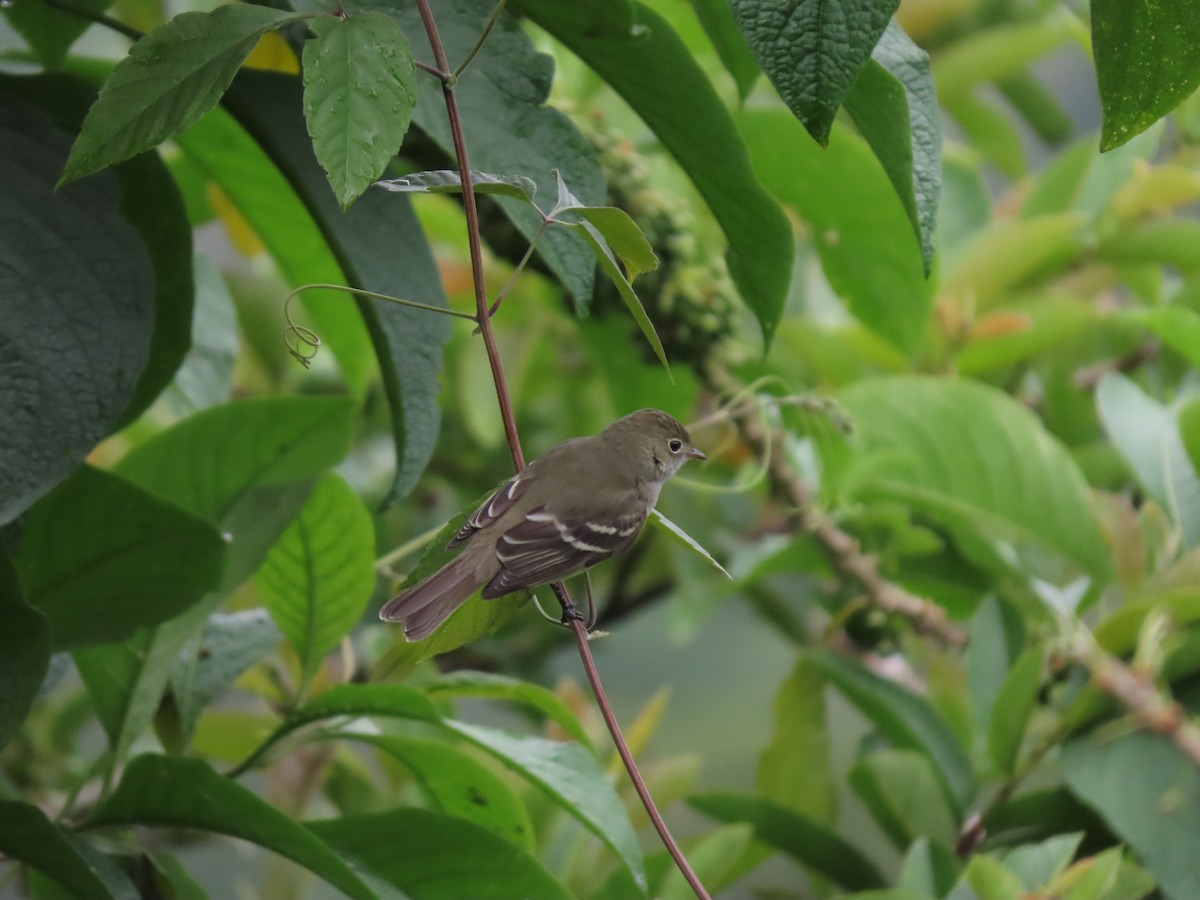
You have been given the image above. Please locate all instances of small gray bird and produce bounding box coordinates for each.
[380,409,705,640]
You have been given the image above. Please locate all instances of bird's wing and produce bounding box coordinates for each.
[448,469,536,548]
[481,506,646,598]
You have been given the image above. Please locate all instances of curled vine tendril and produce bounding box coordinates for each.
[283,288,321,369]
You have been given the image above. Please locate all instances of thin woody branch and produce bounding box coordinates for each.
[705,364,967,647]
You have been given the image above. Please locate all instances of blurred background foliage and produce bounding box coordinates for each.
[3,0,1200,897]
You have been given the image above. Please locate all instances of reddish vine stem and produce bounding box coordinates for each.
[411,2,710,897]
[413,0,524,469]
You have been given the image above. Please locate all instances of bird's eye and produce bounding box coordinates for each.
[668,438,683,453]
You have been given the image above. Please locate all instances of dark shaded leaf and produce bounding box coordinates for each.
[0,97,154,524]
[15,465,226,650]
[731,0,898,146]
[0,801,137,900]
[844,20,940,275]
[0,547,50,752]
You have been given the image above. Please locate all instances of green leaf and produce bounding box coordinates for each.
[689,0,760,100]
[171,609,281,742]
[838,376,1113,580]
[1128,306,1200,370]
[849,749,957,850]
[425,670,593,748]
[730,0,898,147]
[756,656,835,822]
[0,548,50,752]
[562,218,671,376]
[176,101,373,394]
[1003,833,1082,890]
[809,648,974,814]
[647,508,729,579]
[997,71,1073,145]
[987,646,1044,775]
[1096,219,1200,272]
[60,5,305,184]
[843,20,941,275]
[255,472,375,686]
[563,206,658,281]
[936,153,990,271]
[1092,0,1200,151]
[740,107,933,355]
[689,791,886,890]
[222,72,451,502]
[1063,729,1200,900]
[15,465,227,650]
[1096,374,1200,548]
[1184,398,1200,476]
[302,12,416,208]
[659,823,754,900]
[1023,128,1161,223]
[376,169,538,201]
[85,755,382,900]
[899,837,959,898]
[954,855,1025,899]
[114,149,196,428]
[342,733,535,852]
[233,683,440,773]
[932,17,1076,94]
[941,91,1025,178]
[513,0,794,346]
[965,596,1025,736]
[74,396,354,767]
[0,801,138,900]
[0,96,154,525]
[447,720,647,891]
[311,808,572,899]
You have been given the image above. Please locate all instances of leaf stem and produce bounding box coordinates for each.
[451,0,508,84]
[413,2,709,895]
[414,0,524,469]
[483,219,548,321]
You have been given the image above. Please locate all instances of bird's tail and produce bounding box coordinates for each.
[378,543,493,641]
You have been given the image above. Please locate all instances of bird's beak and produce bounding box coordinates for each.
[687,447,706,460]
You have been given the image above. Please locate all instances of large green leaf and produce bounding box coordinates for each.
[311,808,572,899]
[15,465,226,650]
[85,755,385,900]
[513,0,794,346]
[843,20,941,275]
[689,0,760,100]
[343,733,535,851]
[756,655,834,822]
[447,720,646,891]
[60,5,305,184]
[0,548,50,753]
[689,791,886,890]
[809,649,974,814]
[838,376,1113,579]
[730,0,898,146]
[0,801,137,900]
[302,12,416,208]
[1092,0,1200,151]
[175,102,373,395]
[740,108,933,355]
[222,72,451,502]
[0,96,154,525]
[1063,729,1200,900]
[1096,374,1200,549]
[73,396,354,767]
[255,472,375,685]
